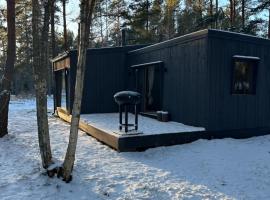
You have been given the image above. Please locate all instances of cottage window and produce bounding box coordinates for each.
[231,56,259,95]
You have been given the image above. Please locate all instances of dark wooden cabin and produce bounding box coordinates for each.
[53,29,270,138]
[52,45,145,114]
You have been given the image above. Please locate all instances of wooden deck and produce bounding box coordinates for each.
[56,107,270,152]
[56,107,208,152]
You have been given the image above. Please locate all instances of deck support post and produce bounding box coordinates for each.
[124,105,128,132]
[119,105,122,130]
[135,105,138,130]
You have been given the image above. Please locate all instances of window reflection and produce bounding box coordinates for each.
[232,57,258,95]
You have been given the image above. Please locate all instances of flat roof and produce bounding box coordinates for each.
[52,29,270,62]
[128,29,270,55]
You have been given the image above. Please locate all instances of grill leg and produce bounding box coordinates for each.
[125,105,128,132]
[119,105,122,130]
[135,105,138,130]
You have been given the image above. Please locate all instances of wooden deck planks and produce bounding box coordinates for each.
[56,107,270,152]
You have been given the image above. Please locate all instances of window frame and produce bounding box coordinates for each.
[231,55,260,95]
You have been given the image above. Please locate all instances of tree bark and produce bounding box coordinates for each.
[62,0,96,182]
[268,8,270,38]
[230,0,234,28]
[242,0,245,30]
[50,0,57,112]
[63,0,68,50]
[0,0,16,138]
[215,0,218,28]
[51,0,57,58]
[32,0,52,169]
[210,0,213,28]
[233,0,236,27]
[47,0,56,95]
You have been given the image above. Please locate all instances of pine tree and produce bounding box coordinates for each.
[150,0,163,42]
[252,0,270,38]
[15,0,34,94]
[0,0,16,137]
[127,0,152,43]
[108,0,128,46]
[163,0,179,39]
[0,6,7,78]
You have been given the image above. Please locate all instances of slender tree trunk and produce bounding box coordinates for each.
[233,0,236,27]
[62,0,96,182]
[268,8,270,38]
[198,0,203,18]
[51,0,57,58]
[47,0,56,95]
[0,0,16,138]
[51,0,57,112]
[32,0,52,169]
[63,0,68,50]
[105,0,108,45]
[117,8,120,46]
[99,2,104,46]
[230,0,233,28]
[146,0,149,33]
[210,0,213,28]
[215,0,218,28]
[241,0,245,30]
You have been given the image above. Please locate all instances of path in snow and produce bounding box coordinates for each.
[0,97,270,200]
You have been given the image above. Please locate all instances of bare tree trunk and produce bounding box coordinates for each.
[63,0,68,50]
[215,0,218,28]
[210,0,213,28]
[50,0,57,112]
[32,0,52,169]
[230,0,233,28]
[47,0,56,96]
[241,0,245,30]
[117,7,120,46]
[233,0,236,27]
[51,0,57,58]
[98,2,104,46]
[268,8,270,38]
[61,0,96,182]
[146,0,149,33]
[0,0,16,138]
[105,0,109,45]
[198,0,203,18]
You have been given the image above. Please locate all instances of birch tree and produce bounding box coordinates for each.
[60,0,96,182]
[0,0,16,138]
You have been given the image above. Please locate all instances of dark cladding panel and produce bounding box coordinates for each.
[69,45,145,114]
[208,33,270,131]
[127,36,209,128]
[63,29,270,133]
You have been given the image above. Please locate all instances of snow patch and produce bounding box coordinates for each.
[1,97,270,199]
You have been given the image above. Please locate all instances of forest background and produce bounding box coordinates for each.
[0,0,269,95]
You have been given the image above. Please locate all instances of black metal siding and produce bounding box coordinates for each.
[128,29,270,131]
[208,32,270,131]
[69,45,145,114]
[66,29,270,132]
[127,36,210,128]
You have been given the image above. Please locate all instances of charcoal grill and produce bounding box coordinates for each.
[114,91,141,133]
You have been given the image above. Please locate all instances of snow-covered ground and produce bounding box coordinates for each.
[1,97,270,200]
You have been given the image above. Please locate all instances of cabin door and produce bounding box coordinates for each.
[133,62,164,115]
